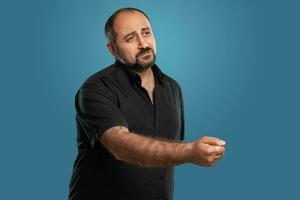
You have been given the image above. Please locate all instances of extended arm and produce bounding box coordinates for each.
[100,126,226,168]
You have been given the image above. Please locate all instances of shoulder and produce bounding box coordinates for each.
[75,64,121,101]
[80,64,119,90]
[153,64,182,92]
[75,64,122,104]
[164,74,181,88]
[162,73,183,96]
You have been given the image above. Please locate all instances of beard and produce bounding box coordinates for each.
[117,47,156,72]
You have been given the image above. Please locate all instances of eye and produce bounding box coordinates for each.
[144,31,151,36]
[125,36,134,42]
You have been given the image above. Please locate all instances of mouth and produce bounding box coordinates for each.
[138,50,152,58]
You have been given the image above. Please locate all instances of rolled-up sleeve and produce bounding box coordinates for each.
[75,80,128,147]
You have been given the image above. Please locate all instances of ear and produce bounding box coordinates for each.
[107,42,117,58]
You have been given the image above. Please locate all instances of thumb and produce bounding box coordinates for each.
[201,136,226,146]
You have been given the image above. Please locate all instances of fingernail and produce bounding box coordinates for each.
[219,140,226,145]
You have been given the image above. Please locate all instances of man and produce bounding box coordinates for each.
[69,7,226,200]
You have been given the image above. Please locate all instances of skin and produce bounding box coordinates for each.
[107,11,157,71]
[102,10,226,168]
[107,10,156,102]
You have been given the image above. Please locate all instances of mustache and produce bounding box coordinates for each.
[136,47,153,57]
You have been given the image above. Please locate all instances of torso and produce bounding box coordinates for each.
[139,68,155,104]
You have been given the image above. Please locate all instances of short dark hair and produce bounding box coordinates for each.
[104,7,151,45]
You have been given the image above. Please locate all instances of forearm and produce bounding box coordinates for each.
[100,126,193,168]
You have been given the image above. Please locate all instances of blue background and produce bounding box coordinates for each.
[1,0,299,199]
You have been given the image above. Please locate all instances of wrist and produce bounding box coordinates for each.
[182,142,195,163]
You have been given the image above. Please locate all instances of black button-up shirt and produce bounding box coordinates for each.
[69,61,185,200]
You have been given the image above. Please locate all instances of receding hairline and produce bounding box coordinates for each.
[113,10,151,32]
[105,8,151,44]
[116,8,148,19]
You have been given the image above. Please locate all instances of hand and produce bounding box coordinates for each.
[189,136,226,167]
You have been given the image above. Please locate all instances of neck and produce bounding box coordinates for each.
[115,59,155,84]
[138,67,155,104]
[136,67,154,82]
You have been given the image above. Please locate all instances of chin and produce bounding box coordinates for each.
[128,61,155,72]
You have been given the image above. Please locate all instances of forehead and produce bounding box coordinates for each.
[113,11,152,36]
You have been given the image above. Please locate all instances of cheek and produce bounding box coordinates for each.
[151,39,157,54]
[153,44,157,55]
[119,47,138,61]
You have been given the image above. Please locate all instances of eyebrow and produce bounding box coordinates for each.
[141,27,151,32]
[123,31,135,40]
[123,27,151,40]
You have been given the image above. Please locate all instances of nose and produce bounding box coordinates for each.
[137,35,148,49]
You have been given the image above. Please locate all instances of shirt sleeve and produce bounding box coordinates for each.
[75,79,128,147]
[178,85,185,141]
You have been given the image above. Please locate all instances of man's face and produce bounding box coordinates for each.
[110,11,157,71]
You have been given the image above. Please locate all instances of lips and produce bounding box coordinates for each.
[138,50,152,57]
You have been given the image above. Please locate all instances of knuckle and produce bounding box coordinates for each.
[201,136,208,141]
[215,146,222,153]
[207,156,214,164]
[204,147,211,155]
[217,146,224,154]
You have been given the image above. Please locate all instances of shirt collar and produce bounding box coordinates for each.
[114,60,165,87]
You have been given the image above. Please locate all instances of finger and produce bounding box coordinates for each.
[201,136,226,146]
[211,154,223,164]
[210,157,221,166]
[215,152,225,157]
[207,152,225,166]
[207,156,221,167]
[208,146,225,154]
[214,152,225,158]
